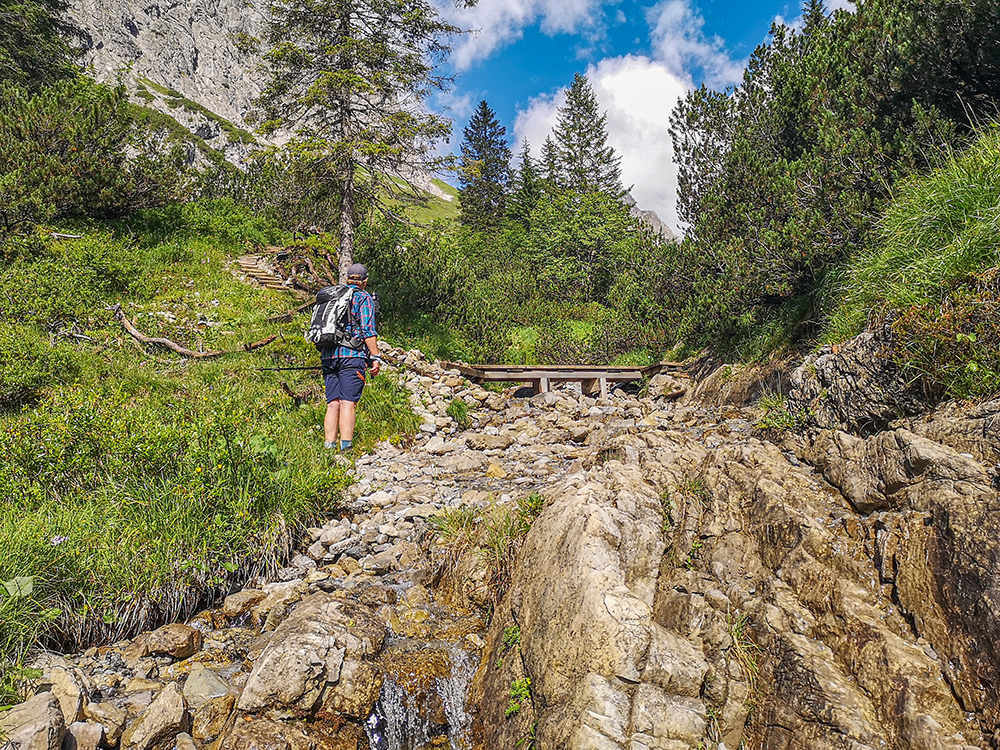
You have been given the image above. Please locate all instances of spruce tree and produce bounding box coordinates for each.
[552,73,623,196]
[0,0,80,91]
[257,0,458,281]
[458,99,511,231]
[540,135,561,192]
[507,139,541,226]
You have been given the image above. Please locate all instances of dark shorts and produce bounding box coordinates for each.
[323,357,367,403]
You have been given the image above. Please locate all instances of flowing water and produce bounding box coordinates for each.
[365,641,480,750]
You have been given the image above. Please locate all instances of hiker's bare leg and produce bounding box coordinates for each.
[339,400,358,442]
[324,400,341,443]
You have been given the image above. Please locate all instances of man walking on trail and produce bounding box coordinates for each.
[323,263,381,453]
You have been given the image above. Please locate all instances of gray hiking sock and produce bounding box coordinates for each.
[324,441,337,450]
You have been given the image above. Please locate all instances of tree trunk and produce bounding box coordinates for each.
[336,2,355,285]
[338,168,355,284]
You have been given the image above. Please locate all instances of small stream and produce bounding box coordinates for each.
[365,642,479,750]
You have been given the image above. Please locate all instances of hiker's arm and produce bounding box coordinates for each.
[364,335,381,374]
[358,296,381,372]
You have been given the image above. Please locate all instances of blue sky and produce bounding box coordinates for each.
[434,0,854,231]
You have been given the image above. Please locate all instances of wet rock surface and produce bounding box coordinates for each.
[4,344,1000,749]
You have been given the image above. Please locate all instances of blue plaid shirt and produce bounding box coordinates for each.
[325,285,376,359]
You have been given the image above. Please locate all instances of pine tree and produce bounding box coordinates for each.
[540,135,561,191]
[257,0,458,281]
[507,139,541,226]
[552,73,623,196]
[0,0,80,91]
[458,100,511,231]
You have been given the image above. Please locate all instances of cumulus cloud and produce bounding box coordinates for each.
[590,56,688,230]
[514,55,687,232]
[512,89,564,154]
[510,0,748,233]
[442,0,610,71]
[647,0,744,89]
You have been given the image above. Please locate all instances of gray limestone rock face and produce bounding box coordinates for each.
[470,454,720,750]
[787,325,927,434]
[0,692,66,750]
[67,0,265,131]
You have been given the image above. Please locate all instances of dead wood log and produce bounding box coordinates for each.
[266,299,316,323]
[323,249,339,283]
[279,381,306,407]
[111,305,277,359]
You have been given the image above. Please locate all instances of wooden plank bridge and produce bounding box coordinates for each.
[442,362,688,399]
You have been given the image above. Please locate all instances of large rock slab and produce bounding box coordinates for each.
[237,593,385,720]
[471,442,722,750]
[120,682,189,750]
[0,692,66,750]
[787,326,927,434]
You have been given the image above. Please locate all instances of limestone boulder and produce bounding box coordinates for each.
[120,682,189,750]
[787,325,927,434]
[183,664,232,711]
[191,694,235,743]
[130,624,202,661]
[237,593,385,720]
[465,433,514,451]
[32,660,89,724]
[83,702,126,745]
[216,716,365,750]
[221,590,267,619]
[0,692,66,750]
[63,721,104,750]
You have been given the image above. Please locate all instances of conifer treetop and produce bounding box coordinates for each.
[552,72,623,197]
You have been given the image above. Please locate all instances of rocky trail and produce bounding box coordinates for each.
[4,342,1000,750]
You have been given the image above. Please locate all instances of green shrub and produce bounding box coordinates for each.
[0,77,189,244]
[827,125,1000,398]
[828,125,1000,340]
[506,677,532,718]
[0,325,73,408]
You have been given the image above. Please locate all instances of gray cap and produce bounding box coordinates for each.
[347,263,368,281]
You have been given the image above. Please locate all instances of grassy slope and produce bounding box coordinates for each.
[0,199,418,703]
[825,124,1000,398]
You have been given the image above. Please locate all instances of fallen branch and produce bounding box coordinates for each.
[111,305,277,359]
[266,299,316,323]
[52,232,83,240]
[279,381,306,407]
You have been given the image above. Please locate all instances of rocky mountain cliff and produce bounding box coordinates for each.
[4,337,1000,749]
[68,0,266,164]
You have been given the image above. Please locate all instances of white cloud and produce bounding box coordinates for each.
[514,55,687,232]
[442,0,609,71]
[512,89,564,155]
[590,55,687,230]
[647,0,744,89]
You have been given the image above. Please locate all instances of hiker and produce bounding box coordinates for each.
[322,263,382,453]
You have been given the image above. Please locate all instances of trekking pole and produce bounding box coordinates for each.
[256,365,325,371]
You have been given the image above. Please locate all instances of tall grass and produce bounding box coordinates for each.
[827,126,1000,341]
[824,125,1000,398]
[430,494,545,611]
